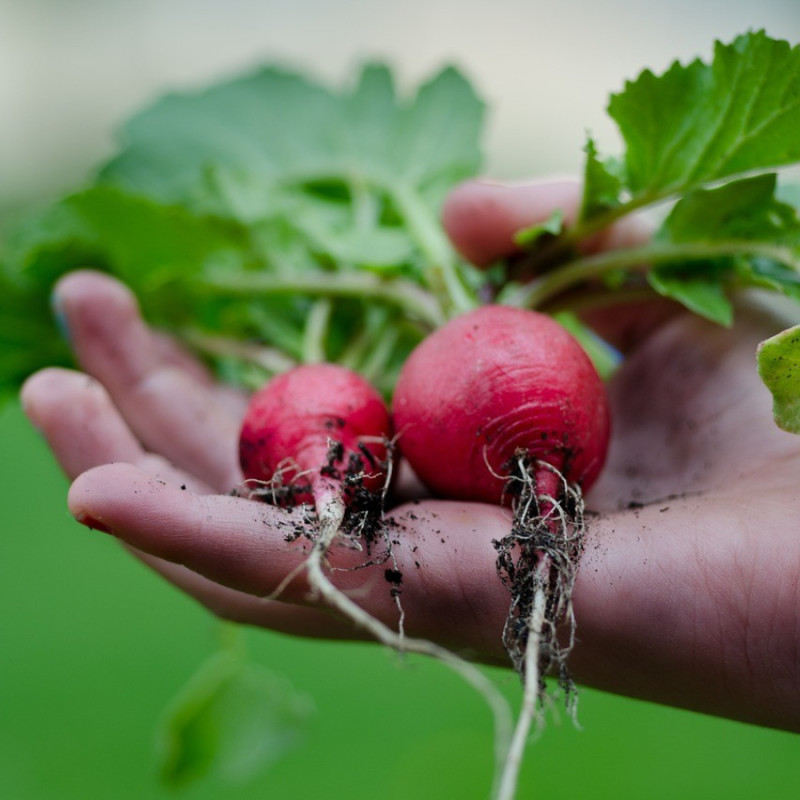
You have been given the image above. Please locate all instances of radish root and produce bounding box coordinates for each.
[494,457,586,799]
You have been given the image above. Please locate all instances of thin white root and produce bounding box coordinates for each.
[492,458,587,799]
[306,495,514,798]
[495,557,550,800]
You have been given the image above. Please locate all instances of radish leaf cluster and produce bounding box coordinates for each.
[2,31,800,413]
[0,64,485,400]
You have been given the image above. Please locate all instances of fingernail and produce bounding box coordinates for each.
[50,290,71,344]
[73,511,115,535]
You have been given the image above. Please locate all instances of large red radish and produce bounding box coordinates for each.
[393,304,611,799]
[392,304,610,503]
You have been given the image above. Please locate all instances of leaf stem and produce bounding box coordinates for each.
[359,326,399,387]
[201,270,445,329]
[181,327,297,374]
[338,306,391,371]
[389,182,476,317]
[501,239,800,309]
[302,299,332,364]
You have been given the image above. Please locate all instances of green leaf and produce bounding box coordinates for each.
[65,187,248,290]
[658,173,800,245]
[745,258,800,300]
[513,209,564,248]
[101,67,336,204]
[156,650,313,788]
[6,186,248,291]
[93,61,483,321]
[580,138,623,220]
[757,325,800,433]
[304,221,415,268]
[389,66,484,192]
[777,180,800,208]
[344,63,398,165]
[609,31,800,196]
[648,268,733,325]
[0,270,71,397]
[101,63,484,213]
[648,174,800,313]
[3,200,99,290]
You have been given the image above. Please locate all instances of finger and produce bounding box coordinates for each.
[442,178,583,266]
[135,552,366,639]
[67,462,513,659]
[52,270,242,491]
[66,462,800,729]
[150,330,250,419]
[20,369,350,637]
[442,178,680,352]
[443,177,656,264]
[21,367,212,492]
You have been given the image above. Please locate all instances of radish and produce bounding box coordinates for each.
[239,362,392,520]
[239,363,403,616]
[238,363,400,642]
[392,304,610,504]
[392,304,611,799]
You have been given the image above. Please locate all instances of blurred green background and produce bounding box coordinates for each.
[2,1,800,798]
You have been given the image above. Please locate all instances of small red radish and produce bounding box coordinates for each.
[239,363,392,524]
[392,304,611,799]
[392,304,610,505]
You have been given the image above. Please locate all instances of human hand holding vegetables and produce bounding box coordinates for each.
[20,178,800,733]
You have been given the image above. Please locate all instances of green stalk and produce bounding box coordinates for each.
[349,176,378,231]
[302,299,332,364]
[389,182,476,317]
[500,240,800,310]
[337,306,391,371]
[527,171,797,275]
[201,270,445,329]
[359,326,400,387]
[181,327,297,374]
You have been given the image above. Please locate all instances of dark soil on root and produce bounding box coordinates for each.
[234,436,404,590]
[493,457,586,709]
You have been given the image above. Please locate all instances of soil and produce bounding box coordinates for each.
[234,435,403,588]
[493,456,586,708]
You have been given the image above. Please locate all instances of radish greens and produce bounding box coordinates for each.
[1,30,800,427]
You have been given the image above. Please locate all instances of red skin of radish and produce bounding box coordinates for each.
[392,305,610,504]
[239,364,391,508]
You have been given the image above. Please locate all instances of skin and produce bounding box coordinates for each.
[21,178,800,733]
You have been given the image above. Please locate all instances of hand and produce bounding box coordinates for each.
[21,179,800,732]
